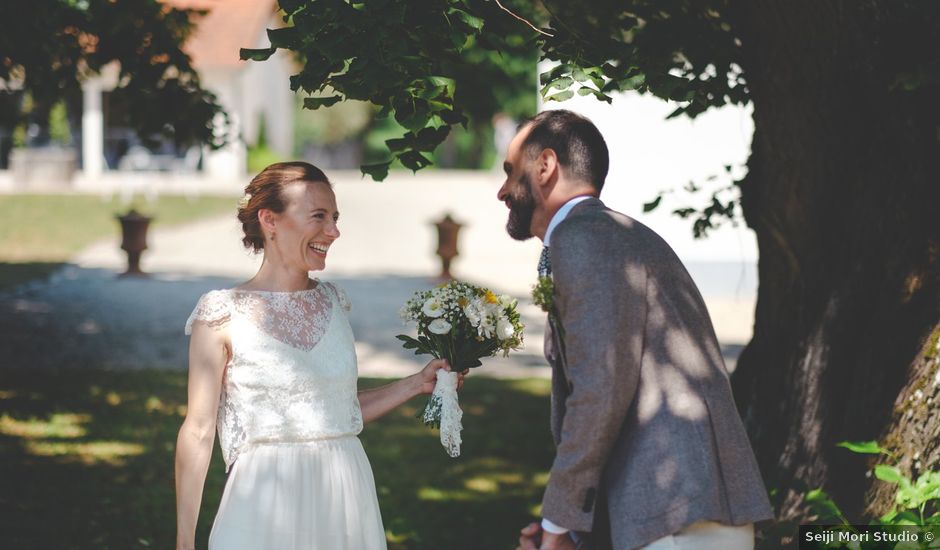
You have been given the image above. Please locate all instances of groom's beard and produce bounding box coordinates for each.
[505,173,536,241]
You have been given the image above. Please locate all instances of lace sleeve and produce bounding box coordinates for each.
[185,290,231,335]
[323,281,352,312]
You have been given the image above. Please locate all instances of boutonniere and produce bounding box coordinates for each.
[532,276,566,343]
[532,275,555,314]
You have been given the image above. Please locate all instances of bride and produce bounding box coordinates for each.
[175,161,460,550]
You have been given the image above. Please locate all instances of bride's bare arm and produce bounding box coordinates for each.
[175,323,228,550]
[358,359,461,423]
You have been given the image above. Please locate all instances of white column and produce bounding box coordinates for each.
[202,70,246,181]
[81,77,104,180]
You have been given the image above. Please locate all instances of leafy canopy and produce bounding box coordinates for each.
[0,0,226,148]
[246,0,940,234]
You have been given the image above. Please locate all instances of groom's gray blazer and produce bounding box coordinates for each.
[541,198,772,550]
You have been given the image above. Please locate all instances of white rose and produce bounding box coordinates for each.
[496,318,515,340]
[422,298,444,318]
[428,318,452,335]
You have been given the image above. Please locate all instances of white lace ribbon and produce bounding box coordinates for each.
[423,370,463,457]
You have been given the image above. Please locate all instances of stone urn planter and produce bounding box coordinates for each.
[116,209,152,277]
[432,213,464,280]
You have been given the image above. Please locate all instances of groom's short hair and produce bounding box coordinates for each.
[520,109,609,191]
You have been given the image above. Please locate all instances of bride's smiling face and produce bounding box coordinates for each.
[262,180,340,272]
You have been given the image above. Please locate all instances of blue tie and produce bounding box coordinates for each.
[538,246,551,277]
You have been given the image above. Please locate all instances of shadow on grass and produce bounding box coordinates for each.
[0,370,553,549]
[0,261,66,291]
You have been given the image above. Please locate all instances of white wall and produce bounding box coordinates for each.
[201,68,247,181]
[540,90,757,265]
[240,14,295,158]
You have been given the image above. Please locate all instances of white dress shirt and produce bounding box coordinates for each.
[543,195,594,247]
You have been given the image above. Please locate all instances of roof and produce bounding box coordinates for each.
[163,0,279,69]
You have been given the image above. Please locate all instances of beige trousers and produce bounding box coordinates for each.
[639,521,754,550]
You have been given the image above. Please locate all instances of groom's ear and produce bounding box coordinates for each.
[536,148,559,186]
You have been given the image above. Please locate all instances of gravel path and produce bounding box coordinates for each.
[0,171,753,377]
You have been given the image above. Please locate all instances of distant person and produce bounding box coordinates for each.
[174,162,461,550]
[497,110,773,550]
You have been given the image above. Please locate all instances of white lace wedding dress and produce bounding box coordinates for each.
[185,280,387,550]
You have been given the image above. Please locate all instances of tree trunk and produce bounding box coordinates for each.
[865,330,940,517]
[730,0,940,522]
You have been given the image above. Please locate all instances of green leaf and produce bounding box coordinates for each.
[837,440,890,455]
[303,95,343,110]
[571,67,587,82]
[447,7,484,31]
[618,73,646,91]
[278,0,305,16]
[393,98,431,133]
[879,509,899,523]
[456,357,483,370]
[385,135,413,151]
[398,150,433,172]
[546,76,574,92]
[360,161,392,181]
[239,47,276,61]
[804,488,846,523]
[885,510,922,525]
[576,87,612,104]
[586,69,606,90]
[874,465,906,484]
[425,76,457,98]
[545,90,574,102]
[438,108,469,127]
[643,195,663,212]
[414,126,451,151]
[665,105,687,120]
[267,27,301,50]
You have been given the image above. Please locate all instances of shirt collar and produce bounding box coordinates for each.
[544,196,593,246]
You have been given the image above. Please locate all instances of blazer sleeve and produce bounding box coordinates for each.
[540,215,648,532]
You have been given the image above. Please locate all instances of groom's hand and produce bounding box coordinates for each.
[539,531,577,550]
[517,522,541,550]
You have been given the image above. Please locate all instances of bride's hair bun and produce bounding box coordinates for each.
[237,162,331,253]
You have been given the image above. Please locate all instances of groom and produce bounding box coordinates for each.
[498,110,772,550]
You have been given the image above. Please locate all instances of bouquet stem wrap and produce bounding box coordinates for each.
[423,370,463,457]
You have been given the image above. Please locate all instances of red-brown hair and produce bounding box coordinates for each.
[237,161,331,252]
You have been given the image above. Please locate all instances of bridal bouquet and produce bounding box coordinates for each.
[397,281,525,457]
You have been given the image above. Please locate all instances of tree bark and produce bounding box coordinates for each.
[729,0,940,522]
[865,331,940,517]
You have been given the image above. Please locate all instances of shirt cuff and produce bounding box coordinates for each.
[541,518,570,535]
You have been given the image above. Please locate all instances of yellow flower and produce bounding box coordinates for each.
[484,290,498,304]
[457,297,469,307]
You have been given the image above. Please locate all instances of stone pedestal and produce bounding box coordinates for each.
[9,147,78,190]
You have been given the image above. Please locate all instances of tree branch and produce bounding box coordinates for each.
[494,0,553,37]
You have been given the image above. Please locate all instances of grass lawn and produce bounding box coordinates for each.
[0,370,554,549]
[0,194,238,289]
